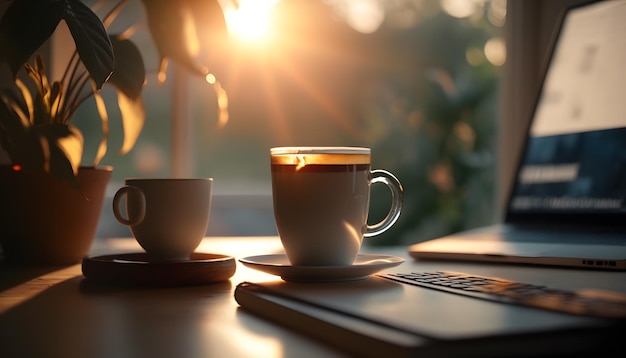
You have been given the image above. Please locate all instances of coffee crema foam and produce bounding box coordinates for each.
[271,163,371,173]
[270,153,370,168]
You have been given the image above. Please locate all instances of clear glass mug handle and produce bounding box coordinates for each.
[112,185,146,226]
[364,169,403,237]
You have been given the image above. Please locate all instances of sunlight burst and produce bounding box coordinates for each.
[223,0,279,43]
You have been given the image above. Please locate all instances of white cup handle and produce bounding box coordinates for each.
[112,186,146,226]
[364,170,403,237]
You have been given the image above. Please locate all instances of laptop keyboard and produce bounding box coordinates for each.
[379,271,626,319]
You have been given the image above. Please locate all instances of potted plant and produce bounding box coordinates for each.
[0,0,228,264]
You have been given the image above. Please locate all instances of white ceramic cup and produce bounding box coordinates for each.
[112,178,213,261]
[270,147,403,266]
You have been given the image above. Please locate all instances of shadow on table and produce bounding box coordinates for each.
[0,275,237,357]
[0,260,75,291]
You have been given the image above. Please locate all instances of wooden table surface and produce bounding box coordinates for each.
[1,236,625,358]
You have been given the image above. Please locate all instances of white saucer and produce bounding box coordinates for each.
[238,254,405,282]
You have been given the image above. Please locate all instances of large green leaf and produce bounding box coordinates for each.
[0,0,113,88]
[0,0,64,77]
[106,35,145,157]
[31,123,83,189]
[0,92,29,156]
[187,0,229,43]
[62,0,114,89]
[140,0,228,78]
[116,89,145,156]
[108,36,145,99]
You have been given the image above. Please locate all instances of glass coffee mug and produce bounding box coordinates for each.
[270,147,403,266]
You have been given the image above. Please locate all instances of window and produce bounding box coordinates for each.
[68,0,506,244]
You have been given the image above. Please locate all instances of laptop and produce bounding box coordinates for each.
[408,0,626,270]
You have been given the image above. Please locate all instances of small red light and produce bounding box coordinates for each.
[12,164,22,171]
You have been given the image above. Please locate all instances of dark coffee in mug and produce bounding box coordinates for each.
[270,147,402,266]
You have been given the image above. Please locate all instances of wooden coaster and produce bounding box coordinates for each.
[82,252,236,287]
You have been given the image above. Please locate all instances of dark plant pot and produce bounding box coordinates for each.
[0,165,112,265]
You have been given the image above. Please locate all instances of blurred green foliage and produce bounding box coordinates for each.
[364,4,502,245]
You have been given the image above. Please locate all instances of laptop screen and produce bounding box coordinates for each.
[506,0,626,225]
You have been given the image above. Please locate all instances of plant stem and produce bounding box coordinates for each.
[101,0,129,28]
[65,71,92,123]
